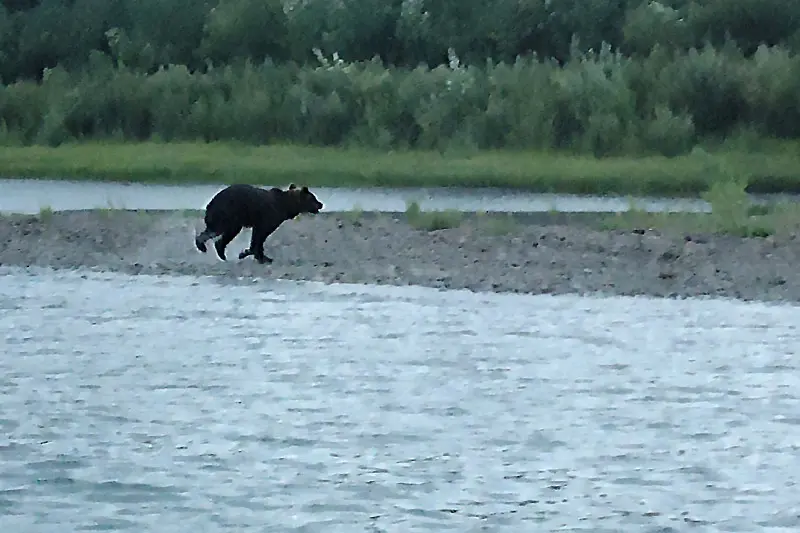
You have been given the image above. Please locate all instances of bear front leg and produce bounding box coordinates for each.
[249,226,274,264]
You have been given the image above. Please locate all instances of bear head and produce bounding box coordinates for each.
[287,183,324,215]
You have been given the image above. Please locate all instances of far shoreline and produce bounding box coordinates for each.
[1,141,800,197]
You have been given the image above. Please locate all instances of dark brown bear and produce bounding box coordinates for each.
[194,183,324,264]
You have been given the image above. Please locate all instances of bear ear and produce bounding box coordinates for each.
[301,186,309,193]
[288,183,297,190]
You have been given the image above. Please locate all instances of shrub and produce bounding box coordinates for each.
[1,41,799,154]
[405,201,463,231]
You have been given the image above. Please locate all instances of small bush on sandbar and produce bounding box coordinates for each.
[405,201,463,231]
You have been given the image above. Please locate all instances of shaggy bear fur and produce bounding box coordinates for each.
[194,183,324,264]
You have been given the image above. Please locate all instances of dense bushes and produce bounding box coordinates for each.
[0,0,799,155]
[2,43,800,155]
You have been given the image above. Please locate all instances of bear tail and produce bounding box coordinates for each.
[195,228,219,253]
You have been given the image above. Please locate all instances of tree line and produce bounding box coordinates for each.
[1,0,799,154]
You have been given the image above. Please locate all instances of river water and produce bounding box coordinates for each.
[1,266,798,532]
[0,178,715,214]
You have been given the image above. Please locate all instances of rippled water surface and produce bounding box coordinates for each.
[1,267,799,532]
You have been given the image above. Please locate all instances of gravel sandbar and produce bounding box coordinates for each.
[1,210,798,302]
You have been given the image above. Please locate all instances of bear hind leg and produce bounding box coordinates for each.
[195,228,221,253]
[214,227,242,261]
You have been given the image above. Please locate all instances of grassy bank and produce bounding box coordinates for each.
[2,141,800,196]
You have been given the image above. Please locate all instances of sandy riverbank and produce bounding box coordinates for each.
[1,209,799,302]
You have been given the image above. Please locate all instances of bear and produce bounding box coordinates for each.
[194,183,324,264]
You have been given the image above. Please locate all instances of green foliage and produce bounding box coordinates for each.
[37,204,53,222]
[703,178,753,236]
[1,0,797,77]
[0,0,798,158]
[2,141,799,196]
[405,200,463,231]
[199,0,289,65]
[603,173,800,237]
[1,43,800,156]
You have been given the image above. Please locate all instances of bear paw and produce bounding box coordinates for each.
[214,243,227,261]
